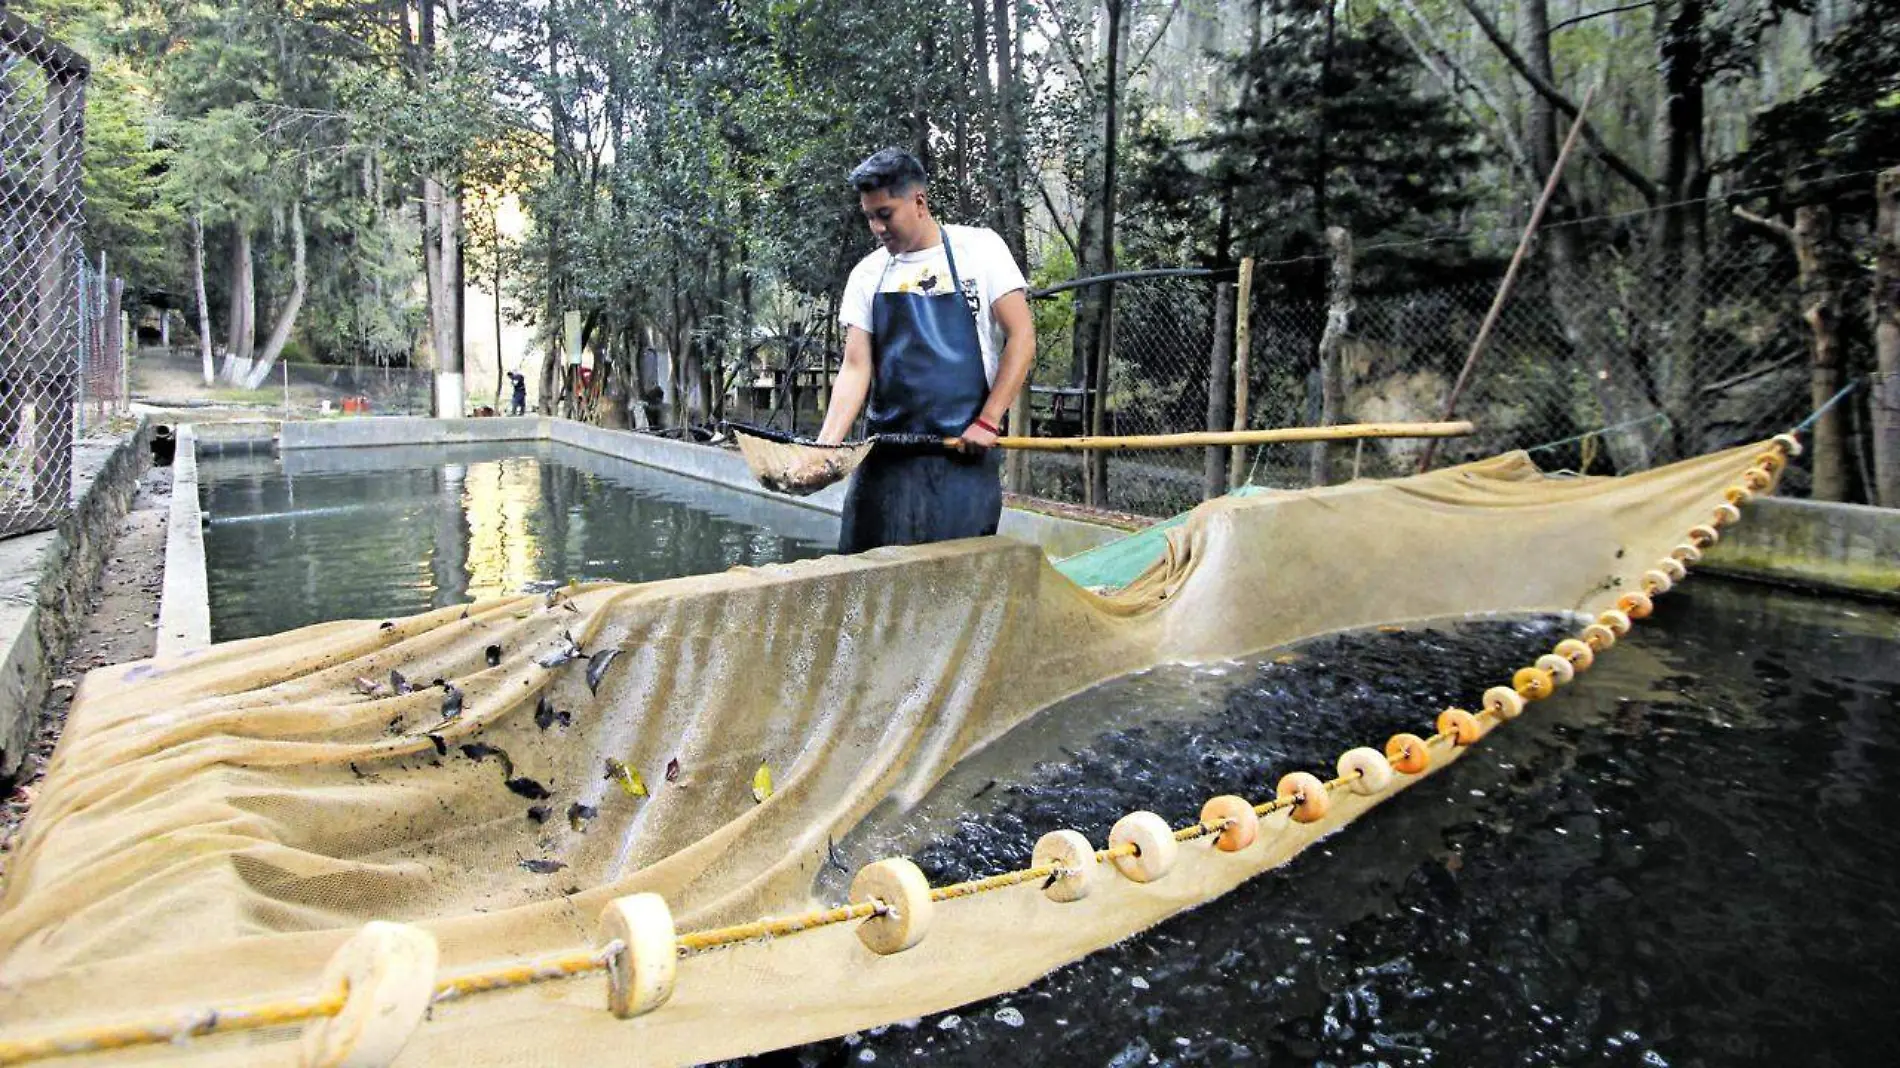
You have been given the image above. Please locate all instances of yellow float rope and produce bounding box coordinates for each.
[0,432,1805,1067]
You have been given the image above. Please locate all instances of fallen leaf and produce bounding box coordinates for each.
[518,858,566,874]
[664,757,681,783]
[751,762,774,803]
[485,644,503,668]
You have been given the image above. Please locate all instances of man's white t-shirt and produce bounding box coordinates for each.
[838,224,1028,387]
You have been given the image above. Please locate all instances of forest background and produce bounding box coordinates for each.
[6,0,1897,508]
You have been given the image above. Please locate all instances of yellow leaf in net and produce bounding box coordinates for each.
[751,762,774,803]
[605,758,646,798]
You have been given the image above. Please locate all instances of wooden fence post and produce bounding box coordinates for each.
[1227,257,1254,489]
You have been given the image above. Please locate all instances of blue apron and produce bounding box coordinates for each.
[839,228,1003,554]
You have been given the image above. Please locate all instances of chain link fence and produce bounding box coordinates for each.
[1017,271,1230,517]
[0,14,88,538]
[1019,229,1836,518]
[1242,242,1810,492]
[76,251,127,430]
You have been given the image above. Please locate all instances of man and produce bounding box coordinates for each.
[816,147,1035,554]
[507,370,527,416]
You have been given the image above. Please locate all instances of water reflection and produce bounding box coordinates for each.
[199,442,836,641]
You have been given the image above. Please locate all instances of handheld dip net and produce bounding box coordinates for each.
[0,434,1801,1067]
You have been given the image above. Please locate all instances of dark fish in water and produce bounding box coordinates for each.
[379,621,395,631]
[425,733,448,756]
[519,858,566,874]
[566,802,598,832]
[349,762,365,779]
[557,709,572,727]
[585,647,621,694]
[536,631,583,669]
[485,644,503,668]
[665,757,681,783]
[826,836,848,875]
[460,608,469,620]
[534,695,556,730]
[505,777,550,800]
[390,670,416,695]
[526,805,550,824]
[461,743,514,779]
[440,683,465,720]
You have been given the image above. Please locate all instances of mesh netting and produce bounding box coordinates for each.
[0,440,1779,1065]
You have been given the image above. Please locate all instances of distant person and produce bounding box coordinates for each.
[812,147,1034,554]
[508,370,527,415]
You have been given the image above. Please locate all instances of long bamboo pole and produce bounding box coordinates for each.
[985,420,1474,453]
[1417,84,1597,473]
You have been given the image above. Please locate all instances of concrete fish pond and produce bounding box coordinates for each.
[195,440,837,641]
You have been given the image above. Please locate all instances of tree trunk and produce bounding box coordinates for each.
[1311,227,1354,486]
[224,228,255,383]
[1523,0,1557,186]
[1874,166,1900,508]
[1203,282,1234,498]
[191,216,214,387]
[1085,0,1125,508]
[1648,0,1709,460]
[1794,206,1849,501]
[245,200,306,389]
[991,0,1027,266]
[493,206,505,408]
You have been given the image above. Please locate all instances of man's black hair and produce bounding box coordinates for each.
[849,148,928,195]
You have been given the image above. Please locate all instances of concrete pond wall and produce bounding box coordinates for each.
[0,424,152,776]
[1702,497,1899,601]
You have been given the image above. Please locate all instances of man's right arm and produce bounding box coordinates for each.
[817,326,873,444]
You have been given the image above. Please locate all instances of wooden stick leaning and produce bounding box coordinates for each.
[1416,83,1597,473]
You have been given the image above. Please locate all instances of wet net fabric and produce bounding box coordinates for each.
[0,444,1767,1065]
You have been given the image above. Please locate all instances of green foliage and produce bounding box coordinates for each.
[1124,10,1483,293]
[81,56,177,287]
[1735,0,1900,219]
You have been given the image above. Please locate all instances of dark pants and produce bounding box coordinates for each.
[839,447,1003,554]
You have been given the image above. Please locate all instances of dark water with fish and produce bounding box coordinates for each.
[197,441,835,642]
[737,578,1900,1067]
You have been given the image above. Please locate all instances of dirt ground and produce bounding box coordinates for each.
[0,464,171,879]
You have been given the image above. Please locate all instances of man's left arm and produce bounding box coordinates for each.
[963,289,1034,448]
